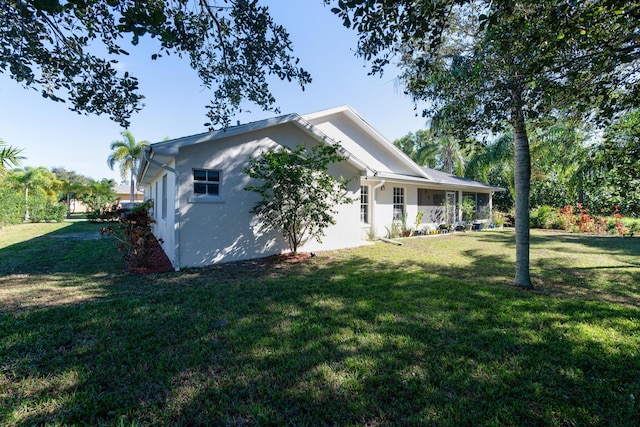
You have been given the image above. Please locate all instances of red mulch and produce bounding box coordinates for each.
[272,252,313,263]
[126,247,312,274]
[126,235,174,274]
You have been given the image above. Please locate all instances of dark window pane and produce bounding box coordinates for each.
[207,183,219,195]
[194,170,207,181]
[194,183,207,194]
[207,171,220,182]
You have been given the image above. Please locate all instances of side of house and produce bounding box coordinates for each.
[139,116,363,269]
[138,106,502,270]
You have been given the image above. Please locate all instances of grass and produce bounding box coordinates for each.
[1,222,639,426]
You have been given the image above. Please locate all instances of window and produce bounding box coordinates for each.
[154,181,159,219]
[193,169,220,196]
[360,185,369,223]
[161,174,167,219]
[393,187,404,220]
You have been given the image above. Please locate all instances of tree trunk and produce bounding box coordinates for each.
[24,185,29,221]
[130,170,135,203]
[510,87,533,289]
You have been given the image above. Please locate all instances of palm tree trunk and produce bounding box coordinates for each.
[130,169,135,203]
[511,87,533,289]
[24,184,29,221]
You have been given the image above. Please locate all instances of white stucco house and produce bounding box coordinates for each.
[137,105,502,270]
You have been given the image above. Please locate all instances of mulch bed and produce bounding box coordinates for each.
[126,235,174,274]
[126,237,312,274]
[272,252,313,263]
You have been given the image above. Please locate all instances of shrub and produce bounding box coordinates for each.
[0,185,24,226]
[101,200,158,269]
[556,205,575,231]
[28,195,67,222]
[576,204,595,233]
[530,205,558,229]
[492,211,507,227]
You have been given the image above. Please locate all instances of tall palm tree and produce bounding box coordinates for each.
[107,131,149,202]
[430,111,468,176]
[0,139,25,174]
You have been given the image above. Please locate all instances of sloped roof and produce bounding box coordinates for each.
[420,167,504,191]
[137,105,503,193]
[137,110,371,187]
[114,184,143,195]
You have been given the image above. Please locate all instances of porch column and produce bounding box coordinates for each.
[458,191,463,223]
[489,192,494,222]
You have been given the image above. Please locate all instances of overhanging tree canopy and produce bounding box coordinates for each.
[328,0,640,288]
[1,0,311,128]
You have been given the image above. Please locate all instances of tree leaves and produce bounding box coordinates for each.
[244,143,353,254]
[1,1,310,128]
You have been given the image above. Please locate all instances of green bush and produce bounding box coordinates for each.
[0,185,24,226]
[28,194,67,223]
[530,205,557,229]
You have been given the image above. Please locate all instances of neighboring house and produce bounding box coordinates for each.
[137,105,502,270]
[114,184,144,208]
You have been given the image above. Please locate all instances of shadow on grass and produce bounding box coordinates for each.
[0,221,124,276]
[2,231,639,425]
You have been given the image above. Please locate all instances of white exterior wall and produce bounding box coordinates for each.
[146,159,178,267]
[175,124,363,268]
[363,182,493,236]
[306,113,416,175]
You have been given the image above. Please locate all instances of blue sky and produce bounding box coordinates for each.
[0,1,427,183]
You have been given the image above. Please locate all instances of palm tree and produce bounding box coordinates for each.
[0,139,25,174]
[430,112,468,176]
[107,131,149,202]
[8,166,58,221]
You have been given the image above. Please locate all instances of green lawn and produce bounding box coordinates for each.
[1,222,639,426]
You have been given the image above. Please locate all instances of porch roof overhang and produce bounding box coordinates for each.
[362,171,504,192]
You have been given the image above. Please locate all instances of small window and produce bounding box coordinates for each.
[154,181,159,219]
[393,187,405,221]
[193,169,220,196]
[360,185,369,223]
[161,174,167,219]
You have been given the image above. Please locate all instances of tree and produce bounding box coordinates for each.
[7,166,59,221]
[51,167,94,217]
[393,129,439,167]
[329,0,640,288]
[244,143,354,255]
[1,0,310,128]
[591,109,640,215]
[107,131,148,202]
[465,133,515,212]
[0,139,25,173]
[393,126,467,174]
[528,117,591,209]
[78,178,119,220]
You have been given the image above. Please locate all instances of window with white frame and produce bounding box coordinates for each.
[360,185,369,223]
[393,187,405,220]
[154,181,159,219]
[161,174,167,219]
[193,169,220,196]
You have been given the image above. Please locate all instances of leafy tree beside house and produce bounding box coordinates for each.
[244,143,354,255]
[107,131,149,203]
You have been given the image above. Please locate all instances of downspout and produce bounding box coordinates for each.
[143,149,181,271]
[371,180,386,238]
